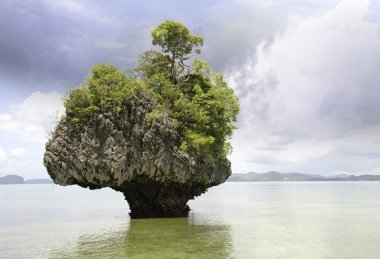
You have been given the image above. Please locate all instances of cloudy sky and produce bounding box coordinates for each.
[0,0,379,179]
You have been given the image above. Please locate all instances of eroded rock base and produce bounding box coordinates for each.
[117,180,207,218]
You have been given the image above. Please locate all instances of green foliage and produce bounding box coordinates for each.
[151,20,204,84]
[64,85,93,122]
[63,20,239,160]
[136,50,170,79]
[173,73,239,158]
[146,110,165,123]
[191,59,212,79]
[63,64,147,122]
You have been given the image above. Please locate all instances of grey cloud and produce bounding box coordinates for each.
[367,0,380,24]
[229,0,380,174]
[199,0,342,71]
[0,0,151,93]
[319,85,380,129]
[235,65,280,128]
[0,1,98,91]
[0,0,231,94]
[0,0,341,96]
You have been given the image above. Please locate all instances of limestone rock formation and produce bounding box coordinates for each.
[44,93,231,218]
[44,20,239,218]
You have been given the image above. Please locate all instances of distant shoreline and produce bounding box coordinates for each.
[0,175,53,185]
[228,171,380,182]
[2,172,380,185]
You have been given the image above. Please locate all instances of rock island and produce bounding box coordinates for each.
[44,21,239,218]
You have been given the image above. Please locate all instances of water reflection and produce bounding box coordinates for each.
[52,214,232,258]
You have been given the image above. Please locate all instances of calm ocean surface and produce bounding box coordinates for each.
[1,182,380,258]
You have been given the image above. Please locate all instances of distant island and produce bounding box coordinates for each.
[2,172,380,185]
[0,175,53,185]
[228,171,380,182]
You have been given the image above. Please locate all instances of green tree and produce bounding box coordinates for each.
[151,20,203,84]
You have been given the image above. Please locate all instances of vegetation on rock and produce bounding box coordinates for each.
[45,20,239,218]
[64,20,238,161]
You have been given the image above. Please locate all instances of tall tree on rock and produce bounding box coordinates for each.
[151,20,204,84]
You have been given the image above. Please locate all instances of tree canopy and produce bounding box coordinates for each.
[151,20,203,84]
[64,20,239,160]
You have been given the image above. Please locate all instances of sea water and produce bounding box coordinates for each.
[1,182,380,258]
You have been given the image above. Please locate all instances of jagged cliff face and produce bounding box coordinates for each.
[44,93,231,217]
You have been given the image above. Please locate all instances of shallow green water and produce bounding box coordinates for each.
[1,182,380,258]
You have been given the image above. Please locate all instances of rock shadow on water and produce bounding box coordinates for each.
[50,215,233,258]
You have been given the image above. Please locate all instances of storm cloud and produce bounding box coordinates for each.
[0,0,341,93]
